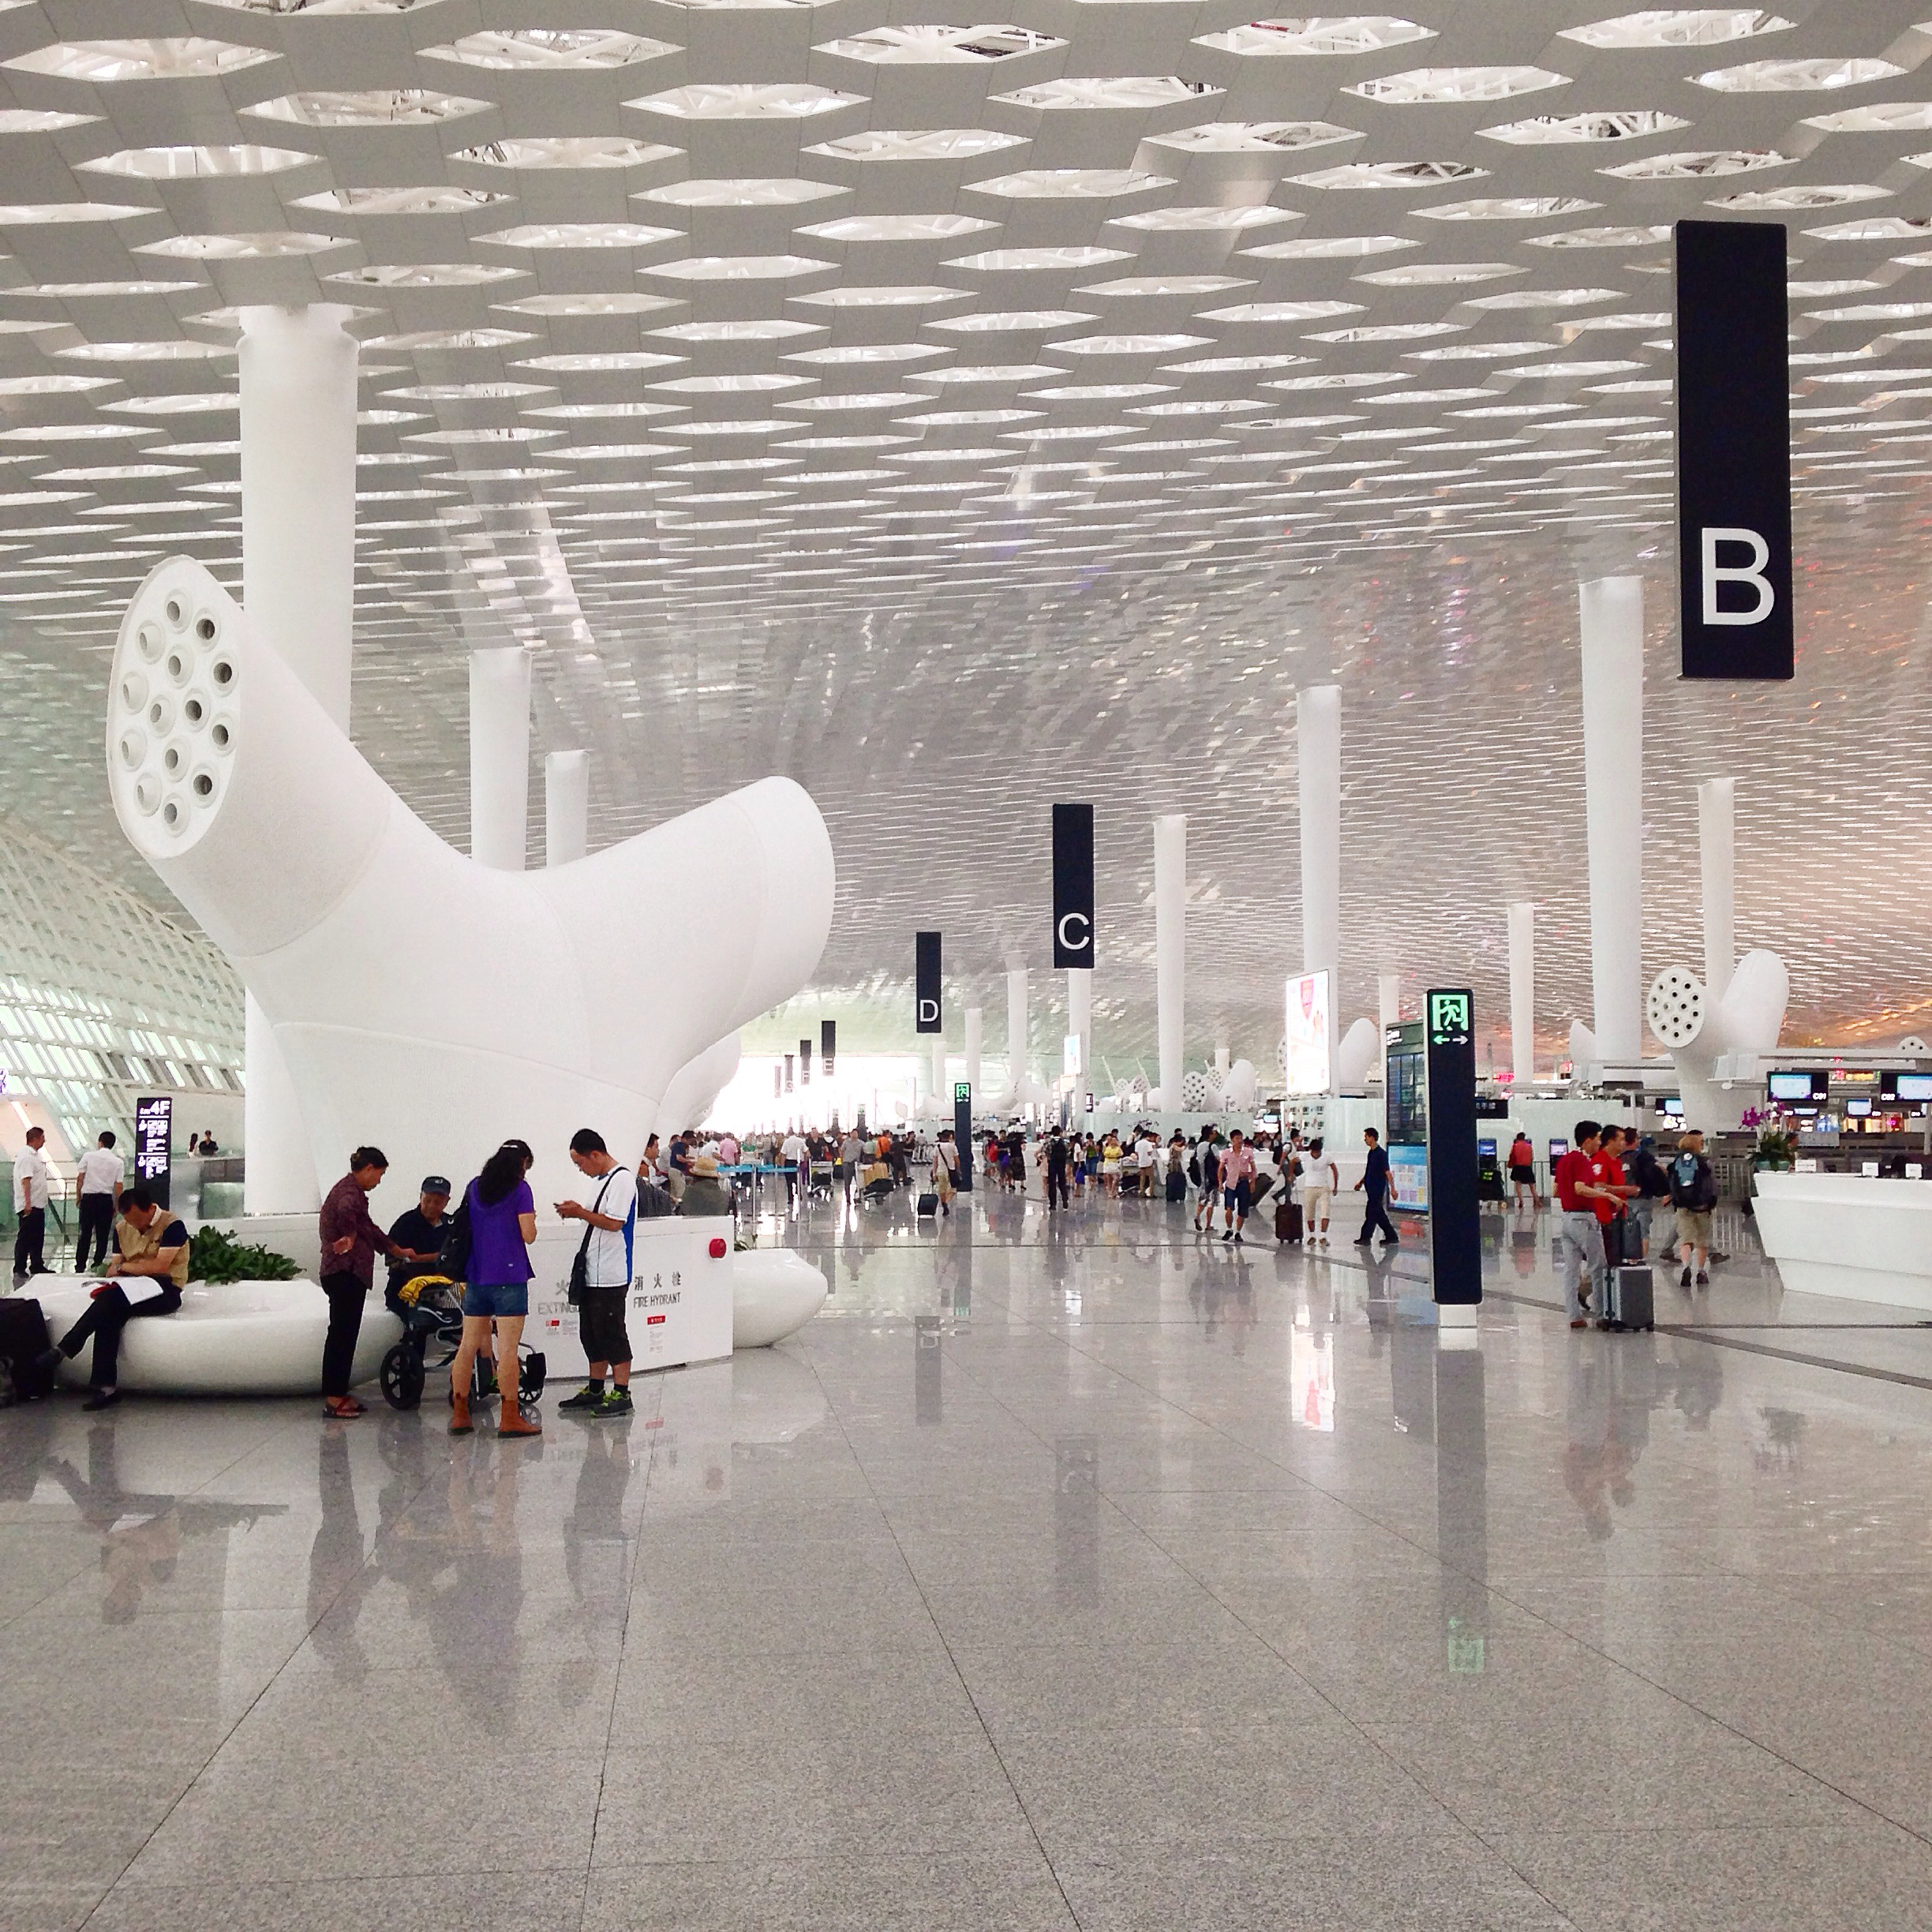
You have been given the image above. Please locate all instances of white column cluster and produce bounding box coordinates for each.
[545,749,588,867]
[1005,964,1028,1095]
[1152,813,1185,1110]
[964,1005,983,1103]
[1507,900,1535,1085]
[1698,776,1736,1002]
[1578,576,1645,1065]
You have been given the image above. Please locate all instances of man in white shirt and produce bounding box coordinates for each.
[780,1129,808,1208]
[555,1127,641,1419]
[73,1130,125,1274]
[1134,1132,1157,1198]
[13,1126,54,1282]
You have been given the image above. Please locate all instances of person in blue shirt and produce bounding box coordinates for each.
[1353,1127,1400,1249]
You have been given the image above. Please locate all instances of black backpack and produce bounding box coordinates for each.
[438,1185,474,1281]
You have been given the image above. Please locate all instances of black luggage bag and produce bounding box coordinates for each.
[1601,1264,1655,1332]
[0,1295,54,1403]
[1165,1167,1187,1202]
[915,1192,939,1218]
[1274,1198,1304,1245]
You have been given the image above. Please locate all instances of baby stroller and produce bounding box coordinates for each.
[380,1274,547,1412]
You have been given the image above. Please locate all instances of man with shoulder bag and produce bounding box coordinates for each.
[554,1129,638,1418]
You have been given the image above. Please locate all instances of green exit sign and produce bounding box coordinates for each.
[954,1082,972,1103]
[1428,990,1472,1047]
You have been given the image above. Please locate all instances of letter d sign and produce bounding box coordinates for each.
[915,930,942,1035]
[1675,220,1794,680]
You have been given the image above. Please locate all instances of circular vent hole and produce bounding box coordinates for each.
[118,730,145,769]
[162,801,180,829]
[166,653,186,683]
[184,698,204,726]
[211,722,230,751]
[194,615,215,642]
[164,598,184,627]
[192,772,214,799]
[119,673,147,711]
[134,773,160,815]
[212,659,234,687]
[163,746,182,774]
[136,623,163,663]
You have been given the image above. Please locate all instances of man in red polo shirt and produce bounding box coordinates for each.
[1553,1121,1616,1329]
[1595,1124,1639,1267]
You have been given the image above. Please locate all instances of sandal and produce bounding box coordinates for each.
[322,1396,365,1418]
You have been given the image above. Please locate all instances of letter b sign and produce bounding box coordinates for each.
[1700,527,1774,627]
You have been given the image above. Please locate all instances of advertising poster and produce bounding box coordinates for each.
[1283,970,1331,1095]
[1388,1142,1429,1215]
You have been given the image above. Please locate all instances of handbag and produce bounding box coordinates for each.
[567,1170,620,1307]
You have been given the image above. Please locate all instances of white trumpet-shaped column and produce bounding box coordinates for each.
[1005,964,1028,1096]
[1068,968,1091,1104]
[964,1005,983,1104]
[1379,973,1400,1034]
[930,1035,946,1114]
[107,557,834,1206]
[1507,901,1535,1085]
[238,305,359,1213]
[1297,685,1341,1086]
[239,305,358,733]
[470,646,531,871]
[1698,777,1735,1002]
[1579,577,1645,1065]
[1153,813,1186,1110]
[545,749,588,867]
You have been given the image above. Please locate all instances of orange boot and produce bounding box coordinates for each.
[450,1389,473,1435]
[498,1401,541,1439]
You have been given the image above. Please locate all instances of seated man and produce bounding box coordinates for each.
[36,1186,189,1411]
[385,1175,452,1318]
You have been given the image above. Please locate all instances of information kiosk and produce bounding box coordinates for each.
[1425,990,1481,1323]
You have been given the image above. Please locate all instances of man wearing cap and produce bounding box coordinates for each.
[385,1177,452,1318]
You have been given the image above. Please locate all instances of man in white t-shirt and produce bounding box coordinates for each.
[1133,1132,1157,1197]
[555,1128,641,1419]
[780,1129,808,1208]
[13,1126,54,1282]
[73,1129,125,1274]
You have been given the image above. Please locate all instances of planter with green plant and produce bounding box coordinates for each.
[189,1225,303,1285]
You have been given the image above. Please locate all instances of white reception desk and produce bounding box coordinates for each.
[1752,1171,1932,1314]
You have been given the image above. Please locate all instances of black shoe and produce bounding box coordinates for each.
[1353,1237,1372,1245]
[80,1388,120,1412]
[1679,1267,1692,1288]
[593,1387,634,1418]
[557,1386,605,1412]
[1222,1231,1234,1243]
[1695,1270,1709,1286]
[1233,1232,1244,1245]
[32,1346,63,1383]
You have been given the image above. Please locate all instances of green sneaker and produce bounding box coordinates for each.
[557,1385,605,1412]
[593,1387,634,1418]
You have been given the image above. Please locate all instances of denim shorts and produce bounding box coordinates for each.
[462,1279,529,1320]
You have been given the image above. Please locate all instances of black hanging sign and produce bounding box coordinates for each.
[915,930,942,1034]
[134,1095,172,1209]
[1675,219,1794,681]
[821,1020,836,1076]
[799,1038,812,1083]
[1051,802,1095,968]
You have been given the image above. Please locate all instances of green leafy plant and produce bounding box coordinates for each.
[190,1224,302,1284]
[1754,1130,1795,1167]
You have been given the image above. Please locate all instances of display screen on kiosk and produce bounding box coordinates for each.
[1767,1069,1828,1102]
[1881,1071,1932,1103]
[1847,1098,1874,1118]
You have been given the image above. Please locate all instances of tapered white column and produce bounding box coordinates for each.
[964,1005,983,1103]
[239,305,358,733]
[930,1035,945,1111]
[1579,577,1645,1064]
[1006,964,1028,1094]
[239,305,358,1213]
[1507,901,1535,1085]
[470,646,532,871]
[1297,685,1341,1088]
[1068,968,1091,1099]
[1698,777,1735,1002]
[1153,813,1185,1109]
[1379,973,1400,1033]
[545,748,588,867]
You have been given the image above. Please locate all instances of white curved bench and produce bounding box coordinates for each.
[30,1276,402,1397]
[731,1249,827,1349]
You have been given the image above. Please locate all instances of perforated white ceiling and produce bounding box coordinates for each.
[0,0,1930,1069]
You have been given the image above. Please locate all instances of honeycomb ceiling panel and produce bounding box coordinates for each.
[2,0,1931,1070]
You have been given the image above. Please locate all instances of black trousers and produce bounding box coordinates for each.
[75,1194,116,1273]
[58,1281,182,1388]
[1047,1166,1069,1208]
[320,1271,368,1398]
[1357,1192,1398,1245]
[13,1205,44,1277]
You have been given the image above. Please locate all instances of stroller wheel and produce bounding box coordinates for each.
[521,1350,546,1402]
[380,1344,425,1411]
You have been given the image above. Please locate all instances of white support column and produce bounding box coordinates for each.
[470,646,532,871]
[1069,968,1092,1106]
[1297,684,1342,1086]
[545,748,588,867]
[238,304,358,1213]
[1379,973,1401,1034]
[1153,813,1185,1111]
[930,1035,945,1112]
[1579,576,1645,1065]
[964,1005,983,1105]
[1507,901,1536,1086]
[1698,777,1736,1003]
[239,305,358,732]
[1006,964,1028,1095]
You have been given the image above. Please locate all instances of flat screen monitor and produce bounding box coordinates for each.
[1888,1071,1932,1103]
[1282,969,1331,1096]
[1659,1096,1684,1118]
[1548,1138,1569,1165]
[1477,1139,1497,1159]
[1847,1098,1874,1118]
[1768,1069,1827,1102]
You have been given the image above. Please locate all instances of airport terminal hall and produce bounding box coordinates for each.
[17,4,1932,1930]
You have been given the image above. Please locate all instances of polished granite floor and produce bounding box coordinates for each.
[8,1189,1932,1931]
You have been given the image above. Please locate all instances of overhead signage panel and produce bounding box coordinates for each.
[1675,219,1794,681]
[915,929,942,1034]
[1051,802,1095,968]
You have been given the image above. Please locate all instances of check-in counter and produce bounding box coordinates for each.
[1752,1171,1932,1313]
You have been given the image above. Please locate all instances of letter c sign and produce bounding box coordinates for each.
[1057,912,1090,956]
[1700,527,1774,627]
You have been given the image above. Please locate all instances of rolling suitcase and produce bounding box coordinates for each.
[0,1294,54,1403]
[1165,1166,1187,1203]
[1274,1198,1303,1245]
[1601,1264,1654,1332]
[915,1193,940,1218]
